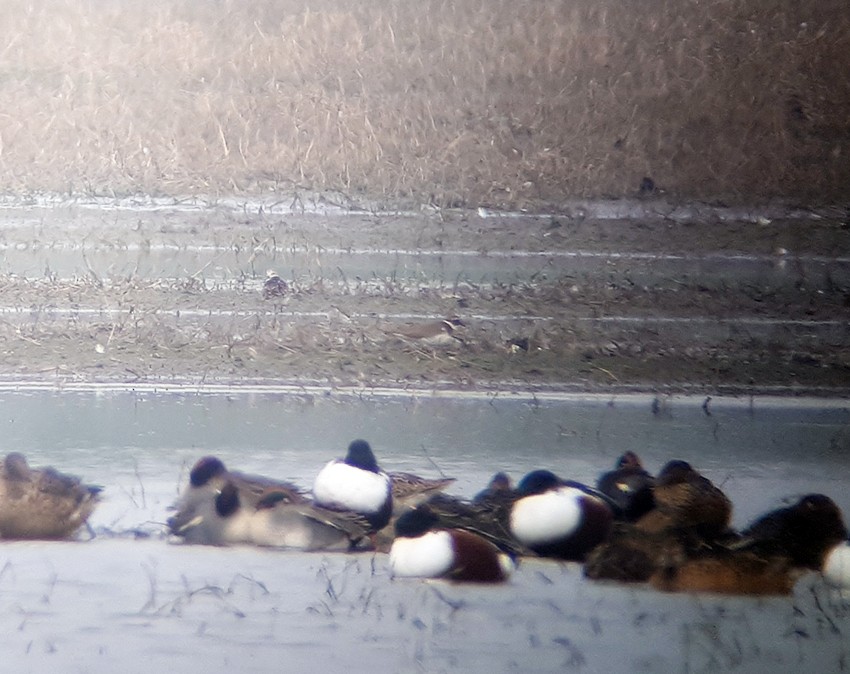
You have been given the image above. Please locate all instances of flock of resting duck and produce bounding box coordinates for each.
[2,442,849,595]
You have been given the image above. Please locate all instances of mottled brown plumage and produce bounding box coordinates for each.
[584,523,680,583]
[389,471,456,513]
[636,460,731,540]
[0,453,101,539]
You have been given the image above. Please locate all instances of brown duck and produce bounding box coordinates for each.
[388,471,456,514]
[636,460,732,541]
[0,452,101,540]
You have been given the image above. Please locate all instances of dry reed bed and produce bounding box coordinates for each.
[0,0,847,207]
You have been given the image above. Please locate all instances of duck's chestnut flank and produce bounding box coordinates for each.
[446,529,513,582]
[510,470,614,561]
[651,551,800,596]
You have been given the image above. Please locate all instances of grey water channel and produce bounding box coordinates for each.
[1,388,849,673]
[1,231,848,292]
[0,202,849,290]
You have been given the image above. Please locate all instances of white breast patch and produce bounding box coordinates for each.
[509,487,582,546]
[824,543,850,589]
[389,531,454,578]
[313,460,390,513]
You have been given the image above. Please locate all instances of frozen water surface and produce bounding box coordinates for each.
[1,389,849,673]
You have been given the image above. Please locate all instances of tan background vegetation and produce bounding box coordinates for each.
[0,0,848,209]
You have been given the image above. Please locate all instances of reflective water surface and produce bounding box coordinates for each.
[2,242,848,290]
[1,390,849,673]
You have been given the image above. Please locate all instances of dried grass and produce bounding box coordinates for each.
[0,0,847,207]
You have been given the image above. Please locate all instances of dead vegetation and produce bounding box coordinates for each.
[0,204,846,392]
[0,271,847,393]
[0,0,847,208]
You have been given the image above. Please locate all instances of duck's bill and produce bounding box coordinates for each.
[167,514,204,534]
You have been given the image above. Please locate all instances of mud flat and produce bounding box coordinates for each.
[0,198,847,395]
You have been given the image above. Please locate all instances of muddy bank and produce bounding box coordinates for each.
[0,201,847,395]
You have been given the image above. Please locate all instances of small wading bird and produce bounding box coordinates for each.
[0,452,101,540]
[262,270,288,299]
[382,318,465,346]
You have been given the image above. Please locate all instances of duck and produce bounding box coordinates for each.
[635,460,732,541]
[168,478,253,545]
[823,540,850,589]
[171,456,306,515]
[169,480,370,550]
[262,270,288,299]
[416,491,527,557]
[383,318,465,346]
[0,452,101,540]
[732,493,848,570]
[389,504,514,582]
[472,472,514,505]
[508,469,614,561]
[388,471,456,514]
[649,548,801,596]
[596,452,655,521]
[584,523,679,583]
[586,521,802,595]
[312,440,393,533]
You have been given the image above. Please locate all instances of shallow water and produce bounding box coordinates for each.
[1,390,849,672]
[1,241,847,291]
